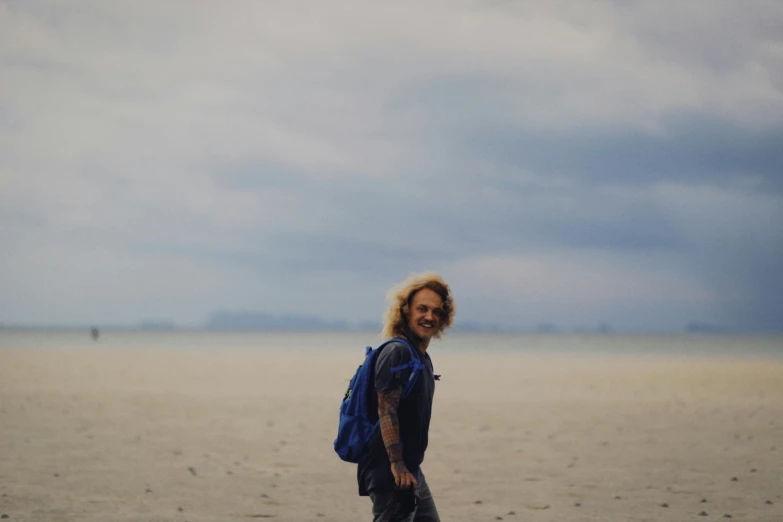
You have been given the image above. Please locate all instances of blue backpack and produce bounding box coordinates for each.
[334,337,427,463]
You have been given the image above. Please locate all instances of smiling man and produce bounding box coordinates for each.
[357,272,456,521]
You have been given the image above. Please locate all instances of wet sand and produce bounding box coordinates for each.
[1,346,781,521]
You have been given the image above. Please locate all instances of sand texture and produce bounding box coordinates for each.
[1,346,782,521]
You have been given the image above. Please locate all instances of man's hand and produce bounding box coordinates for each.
[391,460,418,490]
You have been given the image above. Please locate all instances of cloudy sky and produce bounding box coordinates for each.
[1,0,782,331]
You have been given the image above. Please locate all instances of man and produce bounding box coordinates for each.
[357,272,455,521]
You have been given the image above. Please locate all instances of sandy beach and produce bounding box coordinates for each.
[1,342,782,522]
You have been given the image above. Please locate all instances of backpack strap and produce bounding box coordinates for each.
[386,337,427,399]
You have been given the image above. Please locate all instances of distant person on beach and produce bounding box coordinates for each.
[358,272,455,521]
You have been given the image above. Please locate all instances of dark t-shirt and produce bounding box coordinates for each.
[357,340,436,496]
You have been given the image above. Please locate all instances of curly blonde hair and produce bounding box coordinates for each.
[381,271,455,340]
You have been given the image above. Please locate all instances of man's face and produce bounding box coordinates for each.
[406,288,444,342]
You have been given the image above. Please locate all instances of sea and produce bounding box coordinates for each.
[0,329,781,358]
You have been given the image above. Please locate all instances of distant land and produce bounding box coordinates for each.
[138,320,177,330]
[685,321,733,333]
[204,311,620,333]
[206,310,359,331]
[0,311,763,334]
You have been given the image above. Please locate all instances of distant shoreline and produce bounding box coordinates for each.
[1,325,781,335]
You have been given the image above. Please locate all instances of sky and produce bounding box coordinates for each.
[1,0,782,332]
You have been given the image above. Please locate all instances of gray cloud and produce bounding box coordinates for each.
[461,115,783,191]
[616,0,783,74]
[1,0,782,331]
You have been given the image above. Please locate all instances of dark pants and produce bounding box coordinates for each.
[369,474,440,522]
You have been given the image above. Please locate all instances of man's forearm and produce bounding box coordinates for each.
[377,387,404,465]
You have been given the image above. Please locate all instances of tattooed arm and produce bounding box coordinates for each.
[378,386,418,490]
